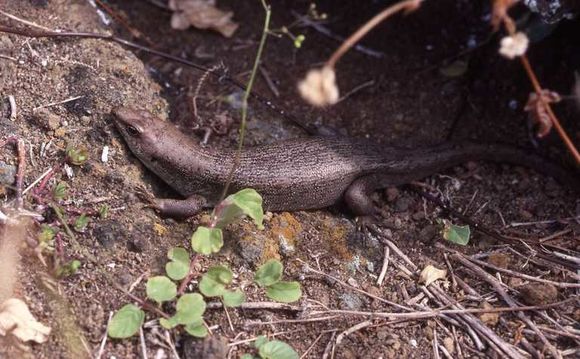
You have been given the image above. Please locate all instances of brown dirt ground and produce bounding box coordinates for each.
[0,0,579,358]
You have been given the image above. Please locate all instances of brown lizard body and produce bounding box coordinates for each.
[113,107,578,217]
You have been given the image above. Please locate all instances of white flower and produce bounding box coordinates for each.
[298,66,339,107]
[499,32,529,59]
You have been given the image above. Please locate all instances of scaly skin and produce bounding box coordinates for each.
[113,107,578,217]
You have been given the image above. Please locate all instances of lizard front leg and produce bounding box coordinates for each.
[151,194,209,218]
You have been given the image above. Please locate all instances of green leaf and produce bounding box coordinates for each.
[184,319,208,338]
[222,289,246,307]
[66,147,89,165]
[254,335,268,349]
[175,293,206,324]
[439,60,468,78]
[440,219,471,245]
[254,259,283,287]
[53,182,67,201]
[146,276,177,304]
[99,204,109,219]
[159,316,179,329]
[215,188,264,229]
[74,214,89,232]
[191,227,223,255]
[165,247,190,280]
[259,340,299,359]
[266,281,302,303]
[199,265,232,297]
[108,304,145,339]
[240,355,256,359]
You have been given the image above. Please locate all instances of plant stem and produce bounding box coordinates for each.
[217,0,272,204]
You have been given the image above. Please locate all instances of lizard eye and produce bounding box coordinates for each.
[125,125,141,136]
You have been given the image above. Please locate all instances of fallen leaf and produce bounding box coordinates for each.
[418,265,447,286]
[169,0,239,38]
[479,302,499,326]
[0,298,51,343]
[524,89,561,138]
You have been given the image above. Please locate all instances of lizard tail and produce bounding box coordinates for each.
[395,142,579,192]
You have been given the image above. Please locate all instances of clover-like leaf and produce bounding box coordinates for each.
[159,316,179,330]
[259,340,299,359]
[214,189,264,229]
[222,289,246,307]
[175,293,206,325]
[184,318,208,338]
[199,266,232,297]
[146,276,177,304]
[108,304,145,339]
[165,247,190,280]
[191,226,224,255]
[254,335,268,349]
[265,281,302,303]
[254,259,283,287]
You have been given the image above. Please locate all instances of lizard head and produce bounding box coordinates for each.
[113,107,167,158]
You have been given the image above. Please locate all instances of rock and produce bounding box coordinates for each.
[32,108,61,130]
[339,292,365,310]
[394,196,413,212]
[519,283,558,305]
[0,162,16,186]
[182,335,228,359]
[385,187,399,202]
[92,219,124,248]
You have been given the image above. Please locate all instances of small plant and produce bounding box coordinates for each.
[191,188,264,255]
[199,265,246,307]
[52,182,67,201]
[65,146,88,166]
[73,214,89,232]
[241,335,299,359]
[254,259,302,303]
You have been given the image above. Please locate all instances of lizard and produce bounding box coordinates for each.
[113,107,579,218]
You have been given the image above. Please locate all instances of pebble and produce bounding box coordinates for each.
[519,283,558,305]
[0,162,16,185]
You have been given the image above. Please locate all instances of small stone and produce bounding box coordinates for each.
[80,116,91,125]
[519,283,558,305]
[182,335,228,359]
[394,196,413,212]
[32,108,61,130]
[54,127,67,138]
[385,187,399,202]
[339,292,365,310]
[443,337,454,354]
[0,162,17,185]
[92,220,124,248]
[518,209,534,220]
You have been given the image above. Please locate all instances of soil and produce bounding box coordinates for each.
[0,0,578,358]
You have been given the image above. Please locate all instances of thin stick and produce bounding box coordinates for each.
[15,139,26,208]
[377,245,390,285]
[453,254,562,359]
[465,255,580,288]
[519,56,580,164]
[298,258,412,311]
[326,0,421,68]
[96,312,113,359]
[8,95,16,121]
[0,9,55,31]
[335,320,373,347]
[33,95,83,111]
[217,0,271,203]
[139,326,148,359]
[300,333,324,359]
